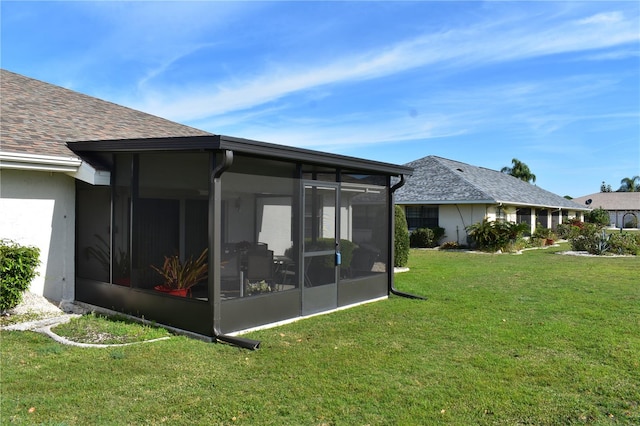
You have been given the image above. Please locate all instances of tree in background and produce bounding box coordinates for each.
[501,158,536,183]
[585,207,611,226]
[618,176,640,192]
[600,181,612,193]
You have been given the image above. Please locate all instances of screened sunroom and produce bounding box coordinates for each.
[70,135,411,348]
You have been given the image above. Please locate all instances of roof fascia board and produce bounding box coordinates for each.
[67,135,220,152]
[68,135,412,176]
[398,199,590,211]
[0,151,81,172]
[218,136,413,176]
[398,200,496,205]
[495,200,590,211]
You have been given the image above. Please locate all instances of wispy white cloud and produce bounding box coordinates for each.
[199,71,636,154]
[577,11,624,25]
[124,6,639,122]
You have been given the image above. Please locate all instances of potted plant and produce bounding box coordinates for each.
[150,248,208,297]
[245,279,272,296]
[532,224,556,246]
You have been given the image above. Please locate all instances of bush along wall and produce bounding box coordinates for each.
[466,220,529,253]
[410,227,446,248]
[0,239,41,312]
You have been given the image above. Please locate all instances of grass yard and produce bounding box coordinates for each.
[1,243,639,425]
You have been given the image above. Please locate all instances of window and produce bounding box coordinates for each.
[537,209,549,228]
[517,208,531,225]
[405,206,438,230]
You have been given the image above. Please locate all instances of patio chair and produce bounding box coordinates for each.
[246,249,274,290]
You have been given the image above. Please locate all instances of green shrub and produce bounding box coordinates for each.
[564,223,639,255]
[556,218,584,239]
[410,227,446,248]
[466,220,529,252]
[608,232,640,255]
[555,223,571,239]
[567,222,602,252]
[0,240,41,312]
[532,224,555,240]
[394,205,410,267]
[585,207,611,226]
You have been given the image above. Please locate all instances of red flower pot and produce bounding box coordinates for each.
[154,286,189,297]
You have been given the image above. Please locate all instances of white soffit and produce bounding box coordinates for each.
[72,161,111,185]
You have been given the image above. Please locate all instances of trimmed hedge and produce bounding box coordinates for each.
[1,239,41,311]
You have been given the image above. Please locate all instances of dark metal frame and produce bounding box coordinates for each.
[69,135,413,347]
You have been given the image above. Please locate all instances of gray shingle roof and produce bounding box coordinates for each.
[572,192,640,211]
[1,69,211,158]
[395,155,588,211]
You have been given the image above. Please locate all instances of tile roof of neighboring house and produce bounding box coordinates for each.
[395,155,588,211]
[1,69,211,159]
[572,192,640,211]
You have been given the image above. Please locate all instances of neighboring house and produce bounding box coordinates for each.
[1,69,411,347]
[572,192,640,228]
[395,156,589,245]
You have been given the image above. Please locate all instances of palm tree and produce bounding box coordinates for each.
[501,158,536,183]
[619,176,640,192]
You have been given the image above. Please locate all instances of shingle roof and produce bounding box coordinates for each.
[572,192,640,211]
[1,69,211,158]
[395,155,588,210]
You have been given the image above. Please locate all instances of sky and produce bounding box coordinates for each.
[1,1,639,198]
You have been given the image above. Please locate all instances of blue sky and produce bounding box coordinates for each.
[2,1,638,198]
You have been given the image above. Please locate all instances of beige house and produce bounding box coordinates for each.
[573,192,640,228]
[395,156,590,245]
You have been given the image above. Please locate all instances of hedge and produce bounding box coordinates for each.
[394,206,410,267]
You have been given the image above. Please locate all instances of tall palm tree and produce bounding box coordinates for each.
[501,158,536,183]
[619,176,640,192]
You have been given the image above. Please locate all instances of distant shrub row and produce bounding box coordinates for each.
[559,221,640,256]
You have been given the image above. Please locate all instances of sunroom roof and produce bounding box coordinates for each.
[67,135,413,177]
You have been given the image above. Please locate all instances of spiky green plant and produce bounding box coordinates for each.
[150,248,208,290]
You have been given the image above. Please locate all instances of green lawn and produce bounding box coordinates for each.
[2,243,639,425]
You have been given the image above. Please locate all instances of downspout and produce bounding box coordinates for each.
[390,175,426,300]
[210,150,261,350]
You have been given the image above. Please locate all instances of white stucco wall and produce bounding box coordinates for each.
[0,169,75,302]
[438,204,488,245]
